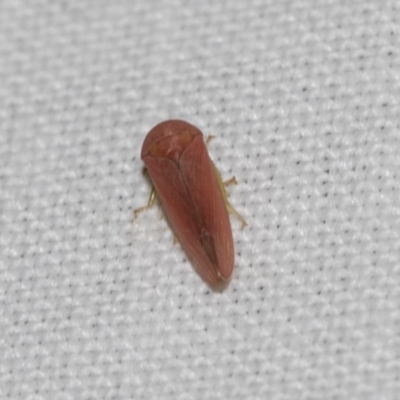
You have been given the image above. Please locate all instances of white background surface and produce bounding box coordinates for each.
[1,1,399,399]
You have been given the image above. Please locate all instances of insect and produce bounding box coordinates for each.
[136,120,246,289]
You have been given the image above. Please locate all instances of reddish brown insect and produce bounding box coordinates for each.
[138,120,245,289]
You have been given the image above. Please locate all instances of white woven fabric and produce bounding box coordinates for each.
[1,1,399,399]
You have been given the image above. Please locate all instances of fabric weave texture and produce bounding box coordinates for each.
[1,1,399,399]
